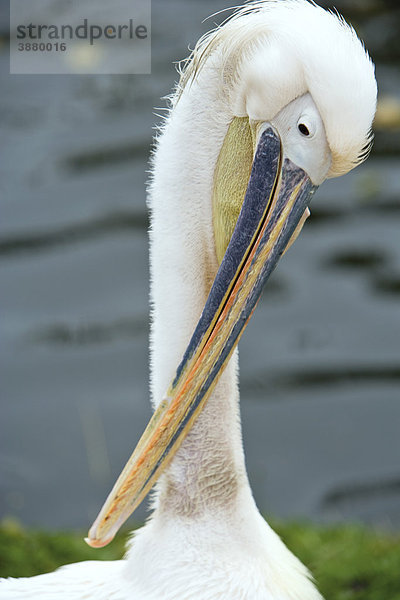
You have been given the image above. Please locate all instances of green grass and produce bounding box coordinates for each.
[1,518,399,599]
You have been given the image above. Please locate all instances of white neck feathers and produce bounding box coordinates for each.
[147,56,250,517]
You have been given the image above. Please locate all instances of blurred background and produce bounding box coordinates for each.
[1,0,399,534]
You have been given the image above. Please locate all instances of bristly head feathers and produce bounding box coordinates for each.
[175,0,377,178]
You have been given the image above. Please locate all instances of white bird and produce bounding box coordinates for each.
[1,1,377,599]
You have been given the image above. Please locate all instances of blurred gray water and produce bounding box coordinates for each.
[1,0,400,532]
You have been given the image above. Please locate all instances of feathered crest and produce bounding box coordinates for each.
[170,0,376,177]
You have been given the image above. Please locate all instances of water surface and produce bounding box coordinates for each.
[1,0,400,530]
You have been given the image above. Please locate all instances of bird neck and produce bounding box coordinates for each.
[147,60,253,519]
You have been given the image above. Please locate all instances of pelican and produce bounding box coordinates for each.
[1,1,377,598]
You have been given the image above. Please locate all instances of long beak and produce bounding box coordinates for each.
[86,126,317,548]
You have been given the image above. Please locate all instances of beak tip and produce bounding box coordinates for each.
[84,533,115,548]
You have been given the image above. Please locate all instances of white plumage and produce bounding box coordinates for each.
[0,1,376,598]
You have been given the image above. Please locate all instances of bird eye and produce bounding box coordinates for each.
[298,123,310,136]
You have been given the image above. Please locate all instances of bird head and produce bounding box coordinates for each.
[186,0,377,177]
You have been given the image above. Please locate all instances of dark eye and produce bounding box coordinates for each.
[298,123,310,136]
